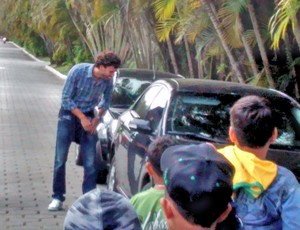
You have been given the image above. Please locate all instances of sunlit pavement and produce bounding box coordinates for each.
[0,42,91,229]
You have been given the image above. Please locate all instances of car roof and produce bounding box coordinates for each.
[155,78,300,106]
[117,68,184,80]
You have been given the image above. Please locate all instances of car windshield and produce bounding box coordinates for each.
[166,92,300,148]
[110,77,151,109]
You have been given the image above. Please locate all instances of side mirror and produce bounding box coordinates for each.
[129,118,152,134]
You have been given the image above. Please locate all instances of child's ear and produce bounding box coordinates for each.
[160,197,174,219]
[229,126,237,143]
[270,127,278,143]
[146,162,154,176]
[216,203,232,224]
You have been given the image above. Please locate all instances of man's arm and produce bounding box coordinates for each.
[97,80,114,118]
[62,65,93,133]
[61,66,79,111]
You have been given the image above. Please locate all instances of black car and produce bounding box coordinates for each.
[109,78,300,198]
[76,68,184,183]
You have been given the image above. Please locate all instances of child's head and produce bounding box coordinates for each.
[147,135,176,177]
[160,143,235,229]
[230,95,276,148]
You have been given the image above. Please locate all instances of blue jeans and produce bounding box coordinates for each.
[52,109,98,202]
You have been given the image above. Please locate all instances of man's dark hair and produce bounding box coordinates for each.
[95,51,121,68]
[230,95,275,148]
[147,135,176,177]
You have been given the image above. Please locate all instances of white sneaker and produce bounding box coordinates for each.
[48,199,63,211]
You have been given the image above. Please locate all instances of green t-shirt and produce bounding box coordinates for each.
[130,188,167,230]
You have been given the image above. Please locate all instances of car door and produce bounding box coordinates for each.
[114,84,170,197]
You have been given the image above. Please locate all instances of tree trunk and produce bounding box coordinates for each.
[183,36,195,78]
[248,2,275,88]
[67,8,94,58]
[66,37,75,64]
[201,0,245,83]
[237,15,259,79]
[293,18,300,52]
[167,39,179,74]
[284,34,300,99]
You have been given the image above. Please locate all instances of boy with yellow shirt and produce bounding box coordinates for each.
[218,95,300,229]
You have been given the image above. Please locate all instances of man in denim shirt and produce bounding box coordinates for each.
[48,51,121,211]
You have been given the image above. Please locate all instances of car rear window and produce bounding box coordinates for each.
[166,92,300,148]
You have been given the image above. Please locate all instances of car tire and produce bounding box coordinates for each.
[107,156,117,192]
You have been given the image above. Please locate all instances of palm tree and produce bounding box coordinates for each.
[247,1,275,88]
[269,0,300,51]
[218,0,259,79]
[66,0,132,63]
[31,0,79,64]
[199,0,245,83]
[115,0,160,69]
[153,0,199,77]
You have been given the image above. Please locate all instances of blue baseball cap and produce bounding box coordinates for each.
[161,143,234,227]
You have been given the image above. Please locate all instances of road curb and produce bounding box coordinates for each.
[10,41,67,80]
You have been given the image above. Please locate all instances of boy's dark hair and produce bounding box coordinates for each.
[95,51,121,68]
[230,95,275,148]
[147,135,176,177]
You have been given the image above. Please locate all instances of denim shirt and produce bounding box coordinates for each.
[234,166,300,230]
[61,63,113,112]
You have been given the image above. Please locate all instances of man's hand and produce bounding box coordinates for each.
[98,108,105,119]
[90,117,99,135]
[80,116,93,132]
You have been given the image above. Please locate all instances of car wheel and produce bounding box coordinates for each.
[107,156,117,192]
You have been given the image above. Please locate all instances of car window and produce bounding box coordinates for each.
[167,93,232,140]
[144,87,169,131]
[166,92,300,148]
[272,105,299,147]
[132,86,162,119]
[110,77,151,109]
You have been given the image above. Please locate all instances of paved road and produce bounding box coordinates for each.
[0,42,85,229]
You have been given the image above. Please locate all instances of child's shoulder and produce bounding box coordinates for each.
[268,166,299,197]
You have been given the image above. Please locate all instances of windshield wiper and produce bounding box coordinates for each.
[167,131,228,144]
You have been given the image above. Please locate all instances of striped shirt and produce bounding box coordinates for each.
[61,63,113,112]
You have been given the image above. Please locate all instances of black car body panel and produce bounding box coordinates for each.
[96,69,184,164]
[112,79,300,198]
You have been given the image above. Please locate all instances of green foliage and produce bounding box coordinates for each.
[54,64,73,75]
[291,57,300,67]
[73,44,93,64]
[1,0,300,99]
[53,45,69,65]
[247,69,270,88]
[217,63,227,74]
[277,74,293,92]
[23,33,48,57]
[269,0,300,49]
